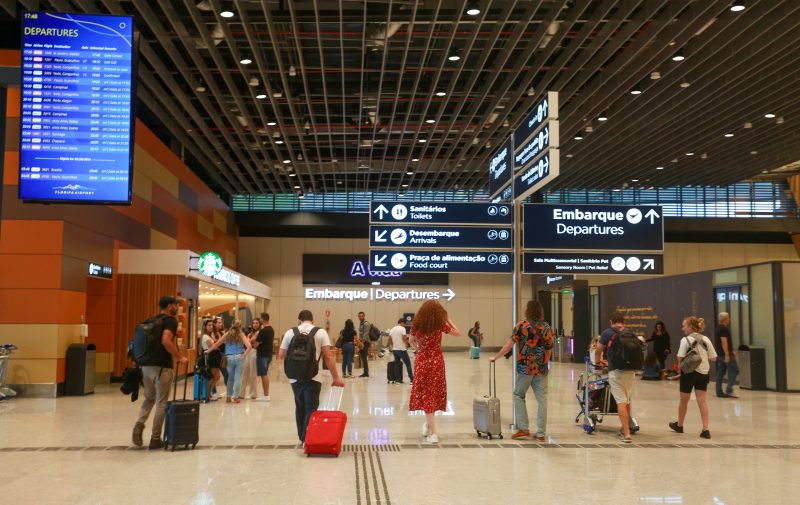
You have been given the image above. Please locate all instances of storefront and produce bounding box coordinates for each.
[116,250,270,376]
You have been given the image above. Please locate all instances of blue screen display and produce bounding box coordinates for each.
[19,11,135,204]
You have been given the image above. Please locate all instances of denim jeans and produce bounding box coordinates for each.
[359,345,370,375]
[393,350,413,382]
[342,343,355,375]
[513,372,548,436]
[290,380,322,442]
[226,354,244,398]
[716,357,739,395]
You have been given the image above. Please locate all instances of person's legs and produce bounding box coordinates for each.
[290,382,305,442]
[209,368,220,399]
[360,345,370,376]
[609,371,634,438]
[228,355,243,399]
[400,350,414,381]
[300,380,322,442]
[657,351,667,371]
[150,368,174,441]
[425,411,437,436]
[715,360,728,396]
[220,364,229,390]
[393,350,404,382]
[513,373,533,432]
[136,366,158,427]
[617,403,631,438]
[696,390,710,430]
[342,344,354,375]
[531,374,549,437]
[726,358,739,395]
[677,392,691,425]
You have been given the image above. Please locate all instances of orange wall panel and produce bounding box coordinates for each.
[3,151,18,185]
[109,194,152,227]
[0,220,63,254]
[0,254,62,289]
[0,289,84,323]
[5,86,19,118]
[56,357,65,383]
[0,49,21,67]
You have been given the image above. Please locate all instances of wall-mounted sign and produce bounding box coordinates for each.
[370,225,512,249]
[305,286,456,302]
[522,203,664,251]
[513,149,560,201]
[513,91,558,149]
[514,122,559,173]
[198,251,223,277]
[523,252,664,275]
[87,261,113,279]
[370,250,513,274]
[19,11,137,204]
[488,138,513,200]
[370,201,512,225]
[303,254,448,286]
[213,269,241,287]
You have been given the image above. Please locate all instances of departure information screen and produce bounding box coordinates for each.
[19,11,135,204]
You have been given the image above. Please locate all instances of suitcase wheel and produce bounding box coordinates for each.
[487,434,493,440]
[476,430,481,437]
[171,445,176,452]
[498,434,503,439]
[192,443,197,449]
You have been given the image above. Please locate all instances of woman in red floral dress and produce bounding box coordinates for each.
[409,300,460,444]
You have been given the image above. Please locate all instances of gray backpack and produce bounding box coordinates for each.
[680,335,707,374]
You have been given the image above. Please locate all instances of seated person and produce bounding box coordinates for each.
[588,335,607,368]
[641,351,663,380]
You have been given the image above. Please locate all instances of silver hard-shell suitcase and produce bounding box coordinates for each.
[473,360,503,440]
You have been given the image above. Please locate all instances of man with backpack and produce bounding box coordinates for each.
[279,309,345,443]
[131,295,187,449]
[357,311,377,378]
[594,311,643,443]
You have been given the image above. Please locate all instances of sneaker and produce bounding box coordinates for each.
[669,421,684,433]
[257,396,271,402]
[511,430,531,440]
[425,434,439,444]
[700,430,711,439]
[422,422,430,437]
[250,395,258,400]
[359,374,370,378]
[148,438,164,450]
[716,392,731,398]
[620,435,633,444]
[726,393,738,398]
[534,434,546,442]
[132,422,144,447]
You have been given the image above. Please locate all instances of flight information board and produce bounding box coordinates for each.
[19,11,136,204]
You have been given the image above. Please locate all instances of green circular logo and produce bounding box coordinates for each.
[198,251,223,277]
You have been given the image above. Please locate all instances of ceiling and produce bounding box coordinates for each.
[3,0,800,199]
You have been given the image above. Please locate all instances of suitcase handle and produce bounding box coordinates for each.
[321,386,345,411]
[172,360,190,402]
[488,360,497,398]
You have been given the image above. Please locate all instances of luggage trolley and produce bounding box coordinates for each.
[0,344,18,400]
[575,356,639,434]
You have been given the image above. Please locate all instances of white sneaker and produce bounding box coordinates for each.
[422,422,430,437]
[425,434,439,444]
[257,396,271,402]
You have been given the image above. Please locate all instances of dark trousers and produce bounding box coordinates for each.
[393,350,413,382]
[359,345,370,375]
[290,379,321,442]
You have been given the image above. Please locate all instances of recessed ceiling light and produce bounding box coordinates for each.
[656,166,664,170]
[426,119,436,124]
[195,84,206,93]
[336,180,343,185]
[613,188,621,192]
[288,172,296,177]
[630,84,642,95]
[401,183,409,188]
[275,139,284,144]
[406,169,414,175]
[418,138,427,143]
[293,185,300,189]
[724,133,734,138]
[435,91,446,97]
[632,179,639,182]
[240,58,252,65]
[764,113,776,118]
[671,49,685,62]
[598,111,608,121]
[574,135,583,140]
[776,116,785,125]
[448,51,461,62]
[750,150,758,155]
[267,121,277,126]
[283,159,291,164]
[685,152,694,156]
[288,65,297,77]
[744,122,752,129]
[730,3,745,12]
[650,71,661,79]
[220,10,234,18]
[256,94,267,99]
[566,154,573,158]
[466,0,480,16]
[411,158,419,162]
[679,80,691,88]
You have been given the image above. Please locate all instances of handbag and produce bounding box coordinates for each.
[680,335,706,374]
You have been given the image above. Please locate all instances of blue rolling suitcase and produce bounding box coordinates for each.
[193,373,209,403]
[163,363,200,451]
[470,346,481,359]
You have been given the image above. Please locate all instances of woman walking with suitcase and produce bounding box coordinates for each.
[408,300,460,444]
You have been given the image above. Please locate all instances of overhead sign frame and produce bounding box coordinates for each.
[523,252,664,275]
[369,225,512,250]
[369,201,512,226]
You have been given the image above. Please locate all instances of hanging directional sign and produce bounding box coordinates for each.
[370,225,512,249]
[513,91,558,149]
[523,252,664,275]
[514,122,559,173]
[488,138,514,200]
[523,203,664,251]
[370,250,513,273]
[513,149,560,201]
[370,201,512,225]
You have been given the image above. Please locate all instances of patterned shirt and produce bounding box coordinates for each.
[511,319,554,376]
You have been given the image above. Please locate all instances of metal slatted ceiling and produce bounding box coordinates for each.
[3,1,800,198]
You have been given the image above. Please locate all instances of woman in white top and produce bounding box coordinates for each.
[669,316,717,439]
[200,319,222,401]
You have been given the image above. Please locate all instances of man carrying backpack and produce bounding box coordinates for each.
[279,310,345,443]
[357,311,376,378]
[594,311,643,443]
[132,295,187,449]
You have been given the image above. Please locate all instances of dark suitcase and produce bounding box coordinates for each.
[473,360,503,440]
[163,363,199,451]
[304,387,347,457]
[387,360,399,383]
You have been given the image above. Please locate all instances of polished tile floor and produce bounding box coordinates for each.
[1,352,799,504]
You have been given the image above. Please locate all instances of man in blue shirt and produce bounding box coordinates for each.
[594,311,637,443]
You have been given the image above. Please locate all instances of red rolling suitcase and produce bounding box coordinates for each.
[304,387,347,457]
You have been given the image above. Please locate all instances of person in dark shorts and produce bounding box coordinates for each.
[255,313,275,401]
[669,316,718,439]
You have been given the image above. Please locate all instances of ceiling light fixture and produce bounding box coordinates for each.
[240,58,252,65]
[598,111,608,121]
[724,133,734,137]
[220,10,234,18]
[776,116,784,125]
[411,158,419,162]
[656,166,664,170]
[685,152,694,156]
[632,179,639,182]
[448,49,461,62]
[466,0,481,16]
[574,135,583,140]
[267,121,277,126]
[566,154,573,158]
[750,150,758,155]
[275,139,284,144]
[650,71,661,79]
[256,93,267,99]
[730,3,746,12]
[283,159,291,164]
[436,91,446,97]
[195,83,206,93]
[406,168,414,175]
[744,122,752,129]
[630,84,642,95]
[289,65,297,77]
[293,185,300,189]
[288,172,295,177]
[426,119,436,124]
[671,49,685,62]
[401,183,409,188]
[418,138,427,143]
[679,80,691,88]
[764,113,776,118]
[527,86,535,97]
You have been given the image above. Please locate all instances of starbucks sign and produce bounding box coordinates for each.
[198,251,223,277]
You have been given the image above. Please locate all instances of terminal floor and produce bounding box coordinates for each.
[1,354,799,505]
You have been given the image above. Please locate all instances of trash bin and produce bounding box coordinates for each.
[65,343,96,395]
[738,346,766,391]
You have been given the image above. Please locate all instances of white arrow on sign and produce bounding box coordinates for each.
[374,204,389,220]
[443,288,455,301]
[645,209,660,224]
[643,258,655,270]
[373,254,387,267]
[374,230,387,243]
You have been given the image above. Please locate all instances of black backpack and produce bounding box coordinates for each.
[368,324,381,342]
[608,330,644,370]
[284,326,321,381]
[132,314,167,366]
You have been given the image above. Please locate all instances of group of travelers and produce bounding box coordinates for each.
[130,294,740,450]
